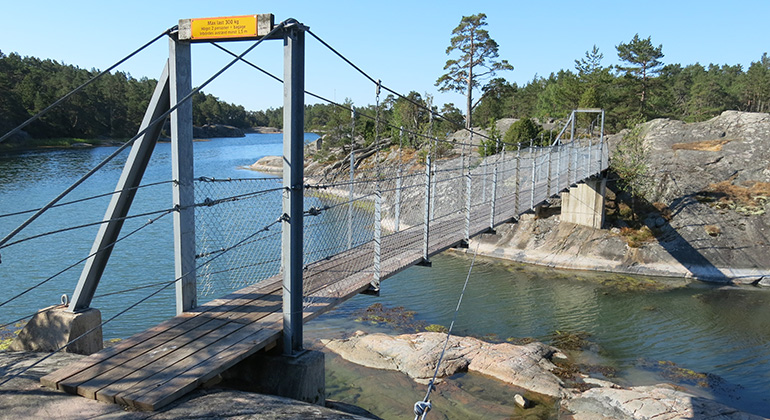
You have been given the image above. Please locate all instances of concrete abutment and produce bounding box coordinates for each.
[560,177,606,229]
[9,306,103,355]
[218,348,326,405]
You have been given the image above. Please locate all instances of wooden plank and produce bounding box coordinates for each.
[115,315,284,410]
[40,313,197,390]
[77,318,229,400]
[190,287,282,325]
[96,319,245,403]
[56,315,215,395]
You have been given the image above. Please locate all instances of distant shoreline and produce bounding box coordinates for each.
[0,126,284,154]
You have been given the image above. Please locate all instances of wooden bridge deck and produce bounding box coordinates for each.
[40,202,501,410]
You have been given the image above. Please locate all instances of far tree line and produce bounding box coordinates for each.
[1,13,769,148]
[0,51,283,141]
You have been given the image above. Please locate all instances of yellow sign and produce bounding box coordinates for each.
[190,15,258,40]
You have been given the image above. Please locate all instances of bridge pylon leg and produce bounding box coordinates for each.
[281,22,306,357]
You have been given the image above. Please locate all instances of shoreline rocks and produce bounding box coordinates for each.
[322,331,766,419]
[0,350,377,420]
[246,155,283,175]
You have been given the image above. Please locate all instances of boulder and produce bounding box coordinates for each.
[247,155,283,175]
[321,331,566,398]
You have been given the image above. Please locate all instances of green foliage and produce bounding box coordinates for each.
[616,34,664,114]
[503,118,542,148]
[478,118,502,156]
[0,51,272,143]
[611,116,651,199]
[436,13,513,128]
[472,77,515,123]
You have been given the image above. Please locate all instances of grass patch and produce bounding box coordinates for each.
[618,225,655,247]
[354,303,426,332]
[671,139,732,152]
[425,324,448,333]
[0,322,24,351]
[637,359,722,388]
[548,330,593,351]
[697,180,770,216]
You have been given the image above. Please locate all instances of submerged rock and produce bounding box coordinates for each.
[562,384,766,420]
[321,331,566,398]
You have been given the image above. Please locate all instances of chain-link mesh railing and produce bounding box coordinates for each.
[192,139,609,305]
[194,177,284,300]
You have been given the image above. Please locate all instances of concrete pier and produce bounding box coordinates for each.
[10,306,103,355]
[561,178,606,229]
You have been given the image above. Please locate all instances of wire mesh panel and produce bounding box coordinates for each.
[190,138,609,307]
[194,177,283,300]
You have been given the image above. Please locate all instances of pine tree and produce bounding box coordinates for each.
[436,13,513,129]
[616,34,664,113]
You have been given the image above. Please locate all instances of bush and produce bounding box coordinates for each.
[503,118,542,148]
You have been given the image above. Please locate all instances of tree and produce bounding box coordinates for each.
[472,77,515,123]
[436,13,513,129]
[616,34,664,112]
[503,117,541,148]
[611,116,651,213]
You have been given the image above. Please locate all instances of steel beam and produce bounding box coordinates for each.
[282,23,305,356]
[170,36,196,314]
[68,64,171,312]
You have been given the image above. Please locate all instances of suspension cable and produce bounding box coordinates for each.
[414,243,479,420]
[0,213,284,387]
[0,20,288,252]
[0,208,175,249]
[0,27,176,145]
[0,209,173,309]
[0,180,173,220]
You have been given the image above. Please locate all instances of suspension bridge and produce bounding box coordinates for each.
[0,15,609,411]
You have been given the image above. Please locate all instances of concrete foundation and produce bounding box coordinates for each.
[219,349,325,405]
[561,178,606,229]
[9,306,103,355]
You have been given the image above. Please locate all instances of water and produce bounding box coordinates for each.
[309,255,770,418]
[1,134,769,418]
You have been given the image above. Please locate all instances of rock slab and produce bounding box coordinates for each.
[321,331,566,398]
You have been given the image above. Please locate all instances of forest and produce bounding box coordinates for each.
[1,34,769,149]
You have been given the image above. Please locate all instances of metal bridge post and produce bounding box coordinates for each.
[422,156,431,264]
[515,146,520,214]
[464,169,471,243]
[282,23,306,356]
[599,109,606,170]
[347,110,355,249]
[430,157,436,222]
[546,146,553,197]
[530,141,536,210]
[489,151,498,230]
[169,36,197,315]
[588,136,593,177]
[394,126,403,232]
[372,190,381,291]
[481,157,487,203]
[569,139,575,185]
[556,141,562,191]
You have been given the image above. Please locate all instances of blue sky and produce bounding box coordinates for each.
[3,1,768,112]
